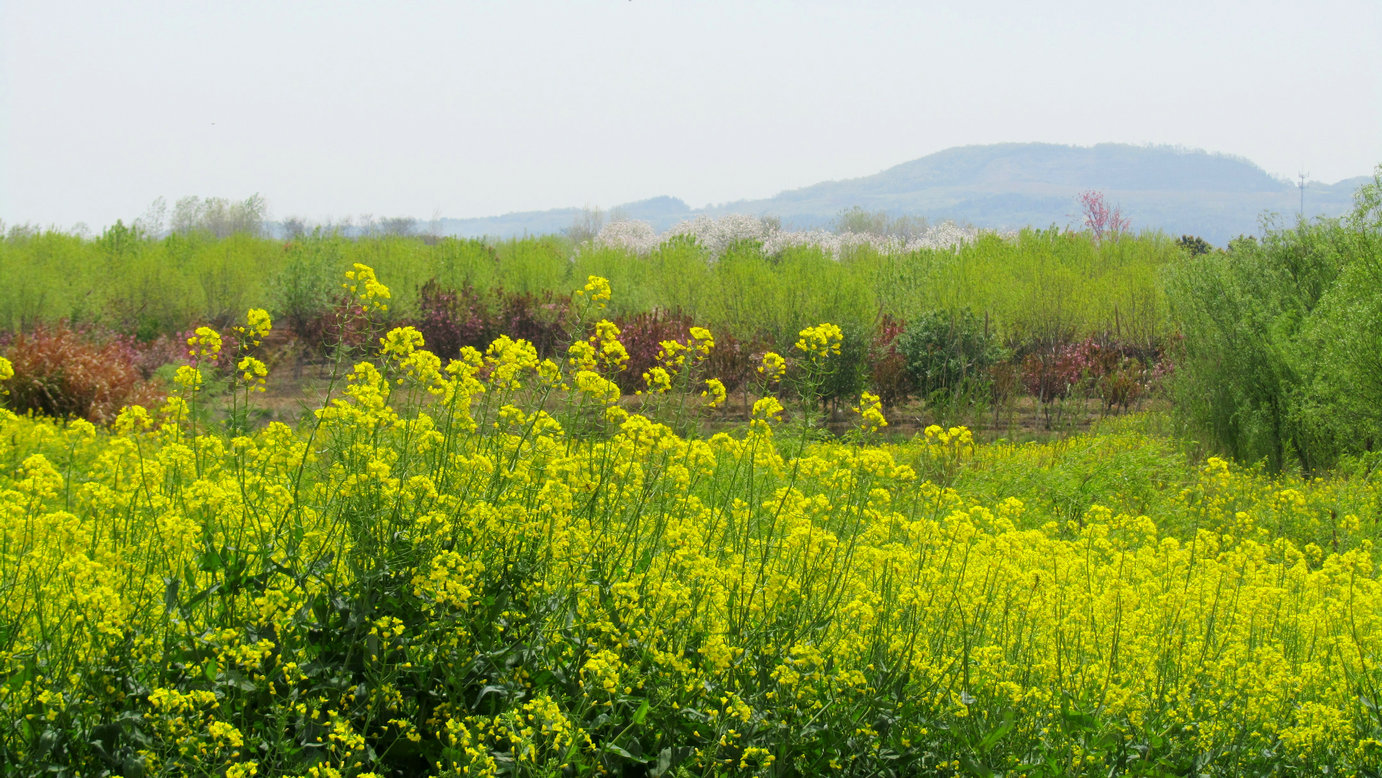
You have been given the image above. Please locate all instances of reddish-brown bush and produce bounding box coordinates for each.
[705,329,763,399]
[297,295,390,361]
[869,314,913,409]
[414,279,493,360]
[612,311,696,393]
[494,290,572,359]
[2,324,167,423]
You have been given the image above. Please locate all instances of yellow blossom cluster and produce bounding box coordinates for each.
[589,319,629,373]
[688,326,714,358]
[639,366,672,395]
[701,378,727,408]
[852,391,887,433]
[794,322,843,361]
[757,351,786,384]
[343,262,391,312]
[233,308,272,346]
[237,357,268,392]
[575,274,612,310]
[187,326,223,360]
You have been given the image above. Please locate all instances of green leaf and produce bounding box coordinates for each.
[1061,710,1098,732]
[603,743,634,759]
[632,698,651,725]
[197,548,225,572]
[976,709,1015,751]
[5,663,35,692]
[654,747,674,776]
[162,577,180,613]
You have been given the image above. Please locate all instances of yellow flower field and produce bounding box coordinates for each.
[0,272,1379,776]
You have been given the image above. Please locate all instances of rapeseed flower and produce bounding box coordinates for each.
[574,370,620,405]
[657,339,689,370]
[401,349,444,391]
[344,263,391,311]
[187,326,223,359]
[234,308,272,346]
[590,319,630,372]
[757,352,787,383]
[207,720,245,749]
[794,323,843,361]
[576,275,612,310]
[237,357,268,392]
[640,366,672,395]
[751,396,784,432]
[702,378,727,408]
[535,358,563,388]
[852,391,887,433]
[7,263,1382,777]
[485,335,540,389]
[174,365,204,392]
[380,326,425,358]
[689,326,714,358]
[567,340,597,372]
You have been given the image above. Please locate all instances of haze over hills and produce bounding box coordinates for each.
[432,143,1371,247]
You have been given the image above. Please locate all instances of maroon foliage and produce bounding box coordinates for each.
[705,329,762,397]
[1021,344,1084,405]
[298,295,391,361]
[868,314,914,409]
[494,290,572,359]
[611,311,696,393]
[3,324,168,423]
[415,279,494,360]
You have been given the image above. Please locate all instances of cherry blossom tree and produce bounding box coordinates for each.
[1078,190,1130,241]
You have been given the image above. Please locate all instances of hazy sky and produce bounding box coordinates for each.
[3,0,1380,230]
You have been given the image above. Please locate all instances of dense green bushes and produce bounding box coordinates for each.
[1,225,1178,350]
[11,175,1382,459]
[1166,169,1382,472]
[896,308,1001,409]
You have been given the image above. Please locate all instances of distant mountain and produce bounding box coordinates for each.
[434,143,1373,246]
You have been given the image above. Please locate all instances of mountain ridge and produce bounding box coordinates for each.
[431,143,1371,246]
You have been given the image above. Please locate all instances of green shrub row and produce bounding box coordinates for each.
[0,225,1180,355]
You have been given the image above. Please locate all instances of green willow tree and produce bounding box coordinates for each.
[1167,168,1382,472]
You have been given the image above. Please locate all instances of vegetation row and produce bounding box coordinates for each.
[1,220,1191,441]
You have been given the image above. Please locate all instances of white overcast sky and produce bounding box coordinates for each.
[3,0,1380,230]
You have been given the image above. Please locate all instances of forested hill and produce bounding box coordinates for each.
[434,143,1370,246]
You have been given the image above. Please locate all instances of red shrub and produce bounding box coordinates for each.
[869,314,914,409]
[494,290,572,359]
[611,311,696,393]
[3,324,168,423]
[1020,344,1084,404]
[298,295,390,361]
[414,279,494,360]
[705,329,763,397]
